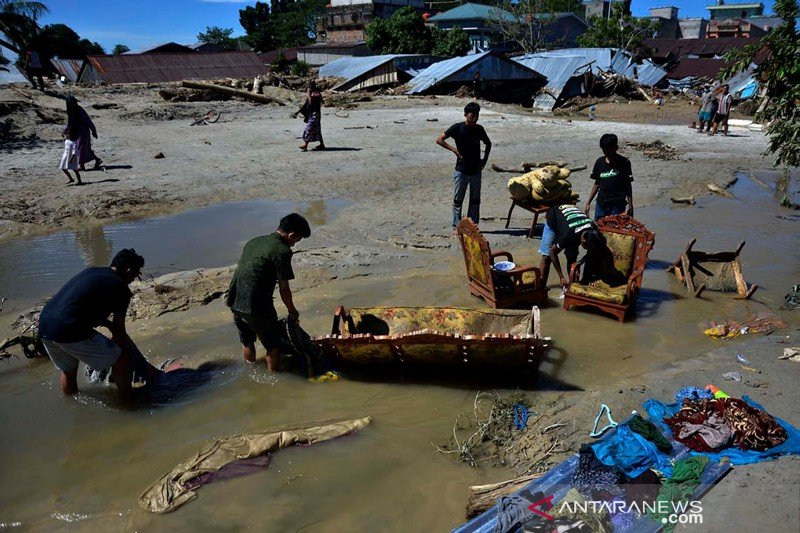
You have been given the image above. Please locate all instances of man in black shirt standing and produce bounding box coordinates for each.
[38,249,158,400]
[436,102,492,233]
[584,134,634,221]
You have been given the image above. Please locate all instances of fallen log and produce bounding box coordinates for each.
[466,474,542,519]
[522,160,568,170]
[707,183,736,199]
[491,163,526,173]
[180,80,285,106]
[493,163,587,174]
[670,195,696,205]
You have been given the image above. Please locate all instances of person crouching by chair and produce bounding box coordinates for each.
[538,204,606,290]
[38,249,157,400]
[226,213,311,371]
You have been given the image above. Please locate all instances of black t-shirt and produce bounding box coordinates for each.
[39,267,132,343]
[546,204,596,251]
[590,155,633,205]
[444,122,490,175]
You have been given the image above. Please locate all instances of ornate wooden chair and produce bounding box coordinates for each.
[456,218,548,308]
[563,214,655,322]
[667,239,758,299]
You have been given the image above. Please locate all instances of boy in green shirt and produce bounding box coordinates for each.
[226,213,311,371]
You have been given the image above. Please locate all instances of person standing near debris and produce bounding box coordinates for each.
[24,49,45,91]
[226,213,310,371]
[298,81,325,151]
[584,134,634,221]
[538,204,605,289]
[710,84,733,136]
[436,101,492,233]
[696,85,718,133]
[38,249,158,400]
[65,96,103,171]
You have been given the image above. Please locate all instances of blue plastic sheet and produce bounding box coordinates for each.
[591,424,673,478]
[643,395,800,466]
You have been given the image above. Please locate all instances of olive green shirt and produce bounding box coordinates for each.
[226,233,294,317]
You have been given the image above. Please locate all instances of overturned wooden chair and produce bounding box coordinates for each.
[667,239,758,299]
[456,218,548,308]
[563,214,655,322]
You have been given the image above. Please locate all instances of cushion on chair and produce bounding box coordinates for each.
[568,280,628,304]
[462,234,489,286]
[603,232,636,279]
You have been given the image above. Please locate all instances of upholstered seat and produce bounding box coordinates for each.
[563,214,655,322]
[457,218,548,308]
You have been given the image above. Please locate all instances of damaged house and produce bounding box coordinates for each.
[319,54,443,92]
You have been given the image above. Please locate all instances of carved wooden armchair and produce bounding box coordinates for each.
[563,214,655,322]
[456,218,548,308]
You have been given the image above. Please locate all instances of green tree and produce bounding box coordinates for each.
[112,44,130,55]
[0,0,47,54]
[720,0,799,167]
[366,6,432,54]
[240,0,325,52]
[197,25,238,51]
[35,24,105,59]
[432,27,471,57]
[577,3,658,52]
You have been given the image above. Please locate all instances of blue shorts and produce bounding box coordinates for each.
[698,111,713,122]
[538,223,579,262]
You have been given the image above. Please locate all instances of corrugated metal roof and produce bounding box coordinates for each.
[428,2,518,23]
[320,54,408,81]
[50,58,84,82]
[644,37,761,59]
[667,58,724,80]
[528,48,666,87]
[81,52,267,84]
[406,51,542,94]
[514,55,589,88]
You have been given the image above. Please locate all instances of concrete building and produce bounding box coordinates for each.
[584,0,631,19]
[649,7,708,39]
[706,1,764,20]
[317,0,424,45]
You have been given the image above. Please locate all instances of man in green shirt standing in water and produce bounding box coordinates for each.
[226,213,311,370]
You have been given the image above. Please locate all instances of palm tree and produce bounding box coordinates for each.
[0,1,48,54]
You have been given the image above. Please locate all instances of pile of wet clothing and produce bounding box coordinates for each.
[490,387,800,533]
[664,397,787,453]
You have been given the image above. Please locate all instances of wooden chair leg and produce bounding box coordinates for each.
[505,201,516,229]
[529,212,539,239]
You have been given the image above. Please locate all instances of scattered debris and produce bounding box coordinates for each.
[704,312,787,339]
[91,102,121,110]
[343,125,376,130]
[722,371,742,382]
[707,183,736,199]
[670,196,696,205]
[426,118,438,122]
[190,110,221,126]
[181,80,285,106]
[785,284,800,310]
[780,195,800,209]
[154,152,165,159]
[625,140,681,161]
[465,474,543,518]
[779,347,800,362]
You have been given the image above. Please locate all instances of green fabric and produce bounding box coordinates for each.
[552,488,613,533]
[626,414,673,453]
[226,233,294,316]
[648,455,709,532]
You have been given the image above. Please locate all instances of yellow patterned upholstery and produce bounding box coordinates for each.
[462,234,489,286]
[604,232,636,279]
[345,307,533,336]
[568,280,628,304]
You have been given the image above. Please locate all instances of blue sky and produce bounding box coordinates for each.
[4,0,780,54]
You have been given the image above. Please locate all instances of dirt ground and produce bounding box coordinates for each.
[0,83,771,240]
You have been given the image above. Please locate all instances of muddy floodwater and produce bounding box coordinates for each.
[0,171,798,530]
